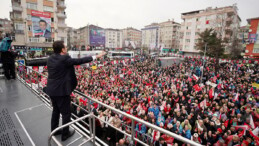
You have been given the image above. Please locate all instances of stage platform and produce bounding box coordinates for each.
[0,79,94,146]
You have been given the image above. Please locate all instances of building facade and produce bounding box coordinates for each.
[141,23,159,49]
[242,17,259,58]
[122,27,141,49]
[67,27,78,50]
[105,28,122,49]
[159,19,181,52]
[180,5,241,55]
[73,24,105,50]
[10,0,67,51]
[0,18,13,38]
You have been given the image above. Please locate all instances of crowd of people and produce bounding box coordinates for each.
[68,56,259,146]
[17,55,259,146]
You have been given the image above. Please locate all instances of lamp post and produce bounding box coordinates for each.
[200,43,207,84]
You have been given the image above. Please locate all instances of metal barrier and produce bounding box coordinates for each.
[48,114,95,146]
[15,62,201,146]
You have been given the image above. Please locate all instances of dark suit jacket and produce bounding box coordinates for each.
[44,29,51,38]
[46,54,93,96]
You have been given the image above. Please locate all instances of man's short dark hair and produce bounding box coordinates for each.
[39,19,47,25]
[53,41,64,54]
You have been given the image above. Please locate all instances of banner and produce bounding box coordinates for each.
[90,29,105,47]
[31,10,52,38]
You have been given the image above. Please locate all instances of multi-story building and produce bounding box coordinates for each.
[10,0,67,52]
[0,18,13,37]
[180,5,241,55]
[241,17,259,58]
[67,27,78,50]
[141,23,159,49]
[159,19,181,52]
[105,28,122,49]
[122,27,141,49]
[75,24,105,50]
[76,26,89,50]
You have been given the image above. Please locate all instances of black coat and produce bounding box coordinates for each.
[46,54,93,96]
[1,51,17,63]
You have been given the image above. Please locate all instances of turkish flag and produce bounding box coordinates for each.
[206,20,209,24]
[193,84,202,92]
[209,88,214,99]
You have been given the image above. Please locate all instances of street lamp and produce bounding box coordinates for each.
[200,43,207,84]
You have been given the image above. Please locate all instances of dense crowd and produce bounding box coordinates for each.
[18,56,259,146]
[68,56,259,146]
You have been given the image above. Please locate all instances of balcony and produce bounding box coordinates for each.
[57,2,66,8]
[12,5,23,12]
[58,23,67,28]
[10,13,23,21]
[57,13,66,18]
[57,31,67,37]
[15,30,24,34]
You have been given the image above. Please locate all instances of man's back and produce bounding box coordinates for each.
[47,54,77,96]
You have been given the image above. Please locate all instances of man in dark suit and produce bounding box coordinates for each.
[47,40,106,141]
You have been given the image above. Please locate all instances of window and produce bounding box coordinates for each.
[253,48,259,53]
[15,23,24,30]
[27,15,31,20]
[29,37,39,42]
[186,32,191,35]
[27,3,37,10]
[185,45,189,49]
[186,39,190,43]
[28,25,32,31]
[44,6,53,12]
[186,27,188,30]
[195,32,199,35]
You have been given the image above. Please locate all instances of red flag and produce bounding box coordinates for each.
[192,74,199,81]
[206,20,209,24]
[224,120,229,128]
[33,66,39,72]
[209,88,214,99]
[250,115,255,129]
[188,77,192,82]
[233,93,239,102]
[193,84,202,92]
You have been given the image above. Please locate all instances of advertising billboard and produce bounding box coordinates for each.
[90,29,105,47]
[31,10,52,38]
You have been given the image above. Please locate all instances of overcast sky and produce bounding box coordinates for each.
[1,0,259,29]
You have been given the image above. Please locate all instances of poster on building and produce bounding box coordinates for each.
[31,10,51,38]
[90,29,105,47]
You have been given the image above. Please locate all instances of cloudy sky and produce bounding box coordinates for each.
[1,0,259,29]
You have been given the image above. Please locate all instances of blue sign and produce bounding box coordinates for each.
[17,59,25,71]
[30,48,42,51]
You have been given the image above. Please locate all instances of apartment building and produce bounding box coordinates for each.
[242,17,259,58]
[141,23,159,49]
[67,27,78,50]
[159,19,181,52]
[105,28,122,49]
[122,27,141,49]
[0,18,13,37]
[74,24,105,50]
[180,5,241,55]
[10,0,67,51]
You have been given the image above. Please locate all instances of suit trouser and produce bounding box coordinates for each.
[2,62,15,79]
[50,95,71,136]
